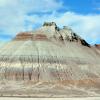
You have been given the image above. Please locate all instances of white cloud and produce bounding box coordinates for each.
[0,0,63,13]
[0,0,11,7]
[0,0,63,37]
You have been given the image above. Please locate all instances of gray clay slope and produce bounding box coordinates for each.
[0,22,100,97]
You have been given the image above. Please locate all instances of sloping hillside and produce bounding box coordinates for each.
[0,22,100,97]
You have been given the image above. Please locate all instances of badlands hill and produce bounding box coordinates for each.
[94,44,100,55]
[0,22,100,97]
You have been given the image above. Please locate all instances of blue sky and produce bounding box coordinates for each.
[0,0,100,44]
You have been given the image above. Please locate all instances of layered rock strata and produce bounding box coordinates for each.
[0,22,100,89]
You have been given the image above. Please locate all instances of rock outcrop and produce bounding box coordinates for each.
[95,44,100,49]
[14,22,90,47]
[14,32,33,40]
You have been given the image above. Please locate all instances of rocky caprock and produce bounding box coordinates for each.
[0,22,100,97]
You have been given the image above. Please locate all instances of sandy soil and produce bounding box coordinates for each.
[0,97,100,100]
[0,81,100,98]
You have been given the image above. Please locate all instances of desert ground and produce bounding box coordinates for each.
[0,80,100,98]
[0,97,100,100]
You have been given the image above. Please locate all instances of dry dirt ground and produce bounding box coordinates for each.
[0,97,100,100]
[0,80,100,98]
